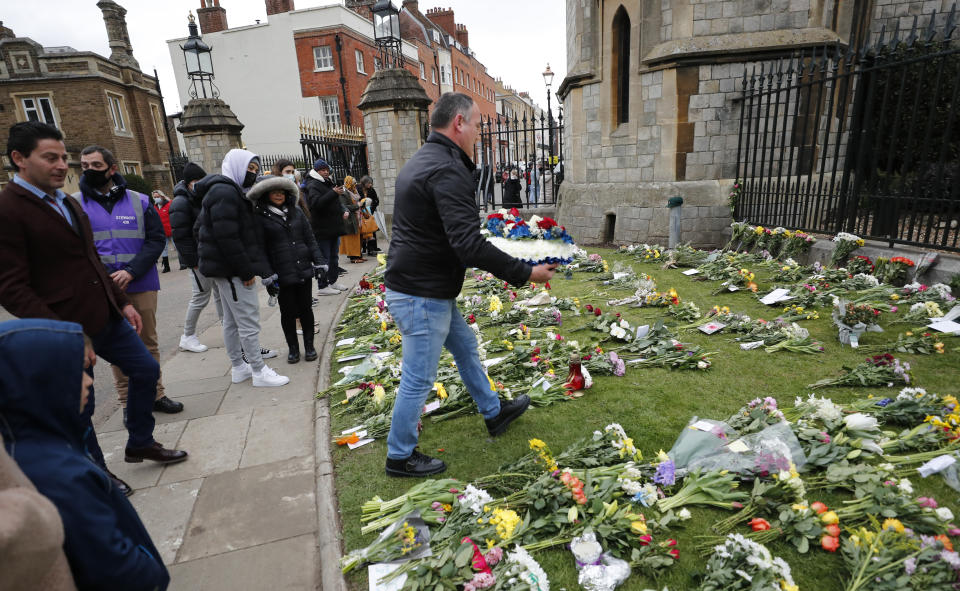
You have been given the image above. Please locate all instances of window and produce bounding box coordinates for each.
[20,95,56,126]
[374,57,382,72]
[313,45,333,71]
[150,103,165,140]
[611,6,630,125]
[431,67,436,84]
[440,64,450,85]
[419,62,425,79]
[122,162,141,176]
[319,96,341,128]
[355,50,365,74]
[106,92,128,132]
[465,72,470,88]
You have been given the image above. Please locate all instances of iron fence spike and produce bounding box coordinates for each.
[945,3,957,39]
[907,14,920,46]
[924,8,939,42]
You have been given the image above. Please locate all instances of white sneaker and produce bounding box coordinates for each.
[179,334,208,353]
[317,286,340,295]
[231,362,253,383]
[252,366,290,387]
[330,282,349,291]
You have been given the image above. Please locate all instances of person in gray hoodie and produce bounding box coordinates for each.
[193,149,289,388]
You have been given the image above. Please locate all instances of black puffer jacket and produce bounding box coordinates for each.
[169,180,202,268]
[303,171,346,240]
[386,132,531,299]
[194,174,271,281]
[249,176,325,286]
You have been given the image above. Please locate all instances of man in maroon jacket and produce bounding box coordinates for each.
[0,122,187,496]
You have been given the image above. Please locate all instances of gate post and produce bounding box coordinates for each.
[176,98,244,175]
[357,68,432,227]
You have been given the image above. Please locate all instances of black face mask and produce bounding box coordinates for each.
[242,171,257,188]
[83,168,110,188]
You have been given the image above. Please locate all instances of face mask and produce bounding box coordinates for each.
[242,171,257,188]
[83,168,109,188]
[284,174,296,182]
[153,198,162,205]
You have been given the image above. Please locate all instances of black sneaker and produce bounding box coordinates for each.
[385,449,447,477]
[485,394,531,436]
[153,396,184,414]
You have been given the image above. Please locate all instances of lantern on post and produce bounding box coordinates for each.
[542,63,555,165]
[180,12,218,99]
[372,0,403,69]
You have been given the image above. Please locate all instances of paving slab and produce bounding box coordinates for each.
[98,421,188,490]
[162,350,231,384]
[168,534,317,591]
[176,456,316,562]
[217,369,318,415]
[99,390,226,434]
[164,375,232,398]
[159,411,252,484]
[240,400,315,469]
[129,478,203,565]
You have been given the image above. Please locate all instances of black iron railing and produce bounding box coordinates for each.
[735,5,960,252]
[299,119,369,182]
[476,111,563,211]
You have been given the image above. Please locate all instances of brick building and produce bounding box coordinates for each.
[0,1,173,194]
[169,0,502,157]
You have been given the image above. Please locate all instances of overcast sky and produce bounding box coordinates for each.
[3,0,567,114]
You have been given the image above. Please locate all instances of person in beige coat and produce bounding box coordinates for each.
[0,430,77,591]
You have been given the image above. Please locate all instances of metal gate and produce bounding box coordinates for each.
[476,110,564,211]
[299,119,368,182]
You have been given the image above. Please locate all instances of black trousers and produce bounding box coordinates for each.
[278,281,314,352]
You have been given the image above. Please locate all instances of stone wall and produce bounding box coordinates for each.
[361,107,428,219]
[182,131,242,176]
[689,0,813,36]
[871,0,954,39]
[557,179,733,247]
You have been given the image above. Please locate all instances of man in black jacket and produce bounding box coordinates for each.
[170,162,222,353]
[303,159,349,295]
[384,92,558,477]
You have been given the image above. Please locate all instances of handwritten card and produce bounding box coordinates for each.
[699,322,726,334]
[336,338,356,347]
[682,269,701,276]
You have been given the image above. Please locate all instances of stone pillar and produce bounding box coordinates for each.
[176,98,244,175]
[357,68,433,224]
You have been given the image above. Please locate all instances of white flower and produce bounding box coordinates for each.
[936,507,954,521]
[506,546,550,591]
[898,478,914,495]
[897,387,927,400]
[834,232,862,242]
[844,413,879,431]
[697,361,709,369]
[619,318,630,329]
[678,508,692,521]
[458,484,494,515]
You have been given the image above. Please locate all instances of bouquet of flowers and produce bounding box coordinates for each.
[780,230,816,260]
[840,302,882,327]
[482,209,577,265]
[847,255,875,276]
[725,221,754,251]
[830,232,866,268]
[620,243,666,263]
[876,256,915,287]
[697,534,798,591]
[808,354,912,389]
[841,524,960,591]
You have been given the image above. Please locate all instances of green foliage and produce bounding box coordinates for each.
[123,173,152,195]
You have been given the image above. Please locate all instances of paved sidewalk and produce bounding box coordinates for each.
[97,260,377,591]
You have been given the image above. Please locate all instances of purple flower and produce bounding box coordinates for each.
[904,556,917,575]
[940,550,960,570]
[875,398,893,407]
[654,459,676,486]
[609,352,626,376]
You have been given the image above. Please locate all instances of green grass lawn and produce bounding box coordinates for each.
[328,247,960,591]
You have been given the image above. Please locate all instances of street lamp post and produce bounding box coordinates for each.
[180,13,217,99]
[542,63,555,168]
[372,0,403,69]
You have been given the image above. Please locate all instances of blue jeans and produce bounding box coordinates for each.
[316,237,340,288]
[385,289,500,460]
[87,316,160,450]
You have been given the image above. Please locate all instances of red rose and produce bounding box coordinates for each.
[486,213,504,220]
[668,548,680,559]
[544,282,551,289]
[749,518,771,531]
[467,314,476,324]
[594,308,602,316]
[820,535,839,552]
[824,524,840,537]
[536,217,558,229]
[509,208,520,217]
[585,305,594,312]
[811,501,828,514]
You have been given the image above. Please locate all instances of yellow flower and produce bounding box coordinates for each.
[882,518,905,533]
[781,582,799,591]
[372,385,386,405]
[630,520,647,535]
[529,439,546,450]
[891,294,901,301]
[376,253,387,266]
[486,539,495,549]
[791,503,808,512]
[434,383,448,400]
[821,511,839,525]
[935,342,945,354]
[380,320,388,332]
[488,375,497,392]
[656,449,670,462]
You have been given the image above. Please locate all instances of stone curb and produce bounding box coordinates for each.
[314,289,356,591]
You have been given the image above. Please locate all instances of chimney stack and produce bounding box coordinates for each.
[425,7,455,38]
[344,0,375,19]
[97,0,140,69]
[0,21,15,40]
[197,0,229,34]
[265,0,295,16]
[455,23,468,48]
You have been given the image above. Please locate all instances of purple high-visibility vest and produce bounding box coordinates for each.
[77,189,161,294]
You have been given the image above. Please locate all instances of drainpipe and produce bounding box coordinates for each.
[334,34,352,127]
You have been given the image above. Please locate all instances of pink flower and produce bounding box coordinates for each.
[638,535,652,545]
[483,547,503,566]
[471,572,496,589]
[464,584,476,591]
[890,306,898,313]
[918,497,938,509]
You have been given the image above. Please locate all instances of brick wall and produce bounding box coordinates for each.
[198,4,228,34]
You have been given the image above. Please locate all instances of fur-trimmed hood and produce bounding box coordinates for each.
[247,175,300,207]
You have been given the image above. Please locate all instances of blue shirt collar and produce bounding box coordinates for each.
[12,174,68,202]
